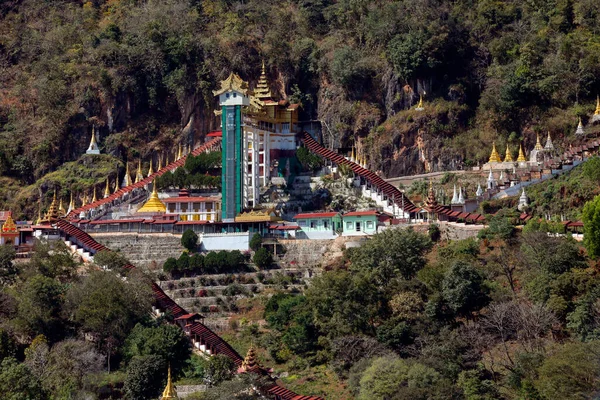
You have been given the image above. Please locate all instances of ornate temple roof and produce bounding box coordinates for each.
[235,208,281,223]
[213,72,249,96]
[1,214,17,234]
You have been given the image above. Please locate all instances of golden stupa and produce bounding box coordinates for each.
[534,134,544,151]
[137,181,166,213]
[517,143,527,162]
[135,160,144,184]
[504,144,514,162]
[488,142,502,163]
[595,96,600,115]
[40,192,60,224]
[147,160,154,178]
[104,178,111,198]
[161,365,178,400]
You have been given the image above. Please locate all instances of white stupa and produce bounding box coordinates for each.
[86,126,100,155]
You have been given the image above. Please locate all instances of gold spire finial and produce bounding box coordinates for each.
[534,134,543,151]
[135,160,143,184]
[415,93,424,110]
[104,178,110,198]
[147,159,154,178]
[517,143,527,162]
[161,364,178,400]
[177,144,182,160]
[504,144,514,162]
[351,146,355,161]
[36,206,42,225]
[488,142,502,163]
[114,170,120,194]
[595,95,600,115]
[158,155,163,171]
[58,197,65,215]
[92,186,97,203]
[123,163,133,187]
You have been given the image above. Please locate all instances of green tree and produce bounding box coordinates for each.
[93,250,131,273]
[181,229,199,252]
[357,355,442,400]
[441,261,490,318]
[536,341,600,400]
[124,323,191,373]
[0,357,47,400]
[583,195,600,258]
[14,274,65,340]
[249,233,262,251]
[124,355,166,400]
[163,257,178,274]
[306,270,383,338]
[0,329,16,363]
[0,245,17,285]
[204,354,236,386]
[350,227,432,285]
[67,271,152,371]
[253,248,273,269]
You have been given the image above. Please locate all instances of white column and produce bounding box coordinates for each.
[251,130,258,206]
[263,130,270,185]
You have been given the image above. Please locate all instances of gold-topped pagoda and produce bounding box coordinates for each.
[504,144,514,162]
[135,160,144,183]
[161,366,178,400]
[92,187,97,203]
[136,181,166,213]
[239,345,262,373]
[177,144,182,160]
[534,134,544,151]
[424,180,438,212]
[147,160,154,177]
[595,96,600,115]
[39,192,60,224]
[58,198,65,216]
[1,214,17,233]
[415,93,424,111]
[517,143,527,162]
[488,142,502,163]
[104,178,111,198]
[123,163,133,187]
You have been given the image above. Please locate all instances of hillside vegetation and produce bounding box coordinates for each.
[3,0,600,213]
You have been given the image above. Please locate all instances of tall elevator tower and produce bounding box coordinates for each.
[213,74,250,221]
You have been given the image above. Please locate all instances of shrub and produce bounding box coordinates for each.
[249,233,262,251]
[163,258,177,274]
[181,229,199,252]
[253,248,273,269]
[177,253,190,272]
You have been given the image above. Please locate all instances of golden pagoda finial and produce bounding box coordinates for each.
[187,144,191,156]
[147,159,154,177]
[351,146,355,161]
[81,193,87,207]
[68,192,75,212]
[58,197,65,216]
[488,141,502,163]
[504,144,514,162]
[135,159,143,183]
[534,133,543,151]
[595,95,600,115]
[161,364,178,400]
[92,186,97,203]
[417,94,423,108]
[114,170,120,194]
[137,180,166,213]
[123,163,133,187]
[158,155,163,171]
[517,143,527,162]
[36,206,42,225]
[104,178,110,198]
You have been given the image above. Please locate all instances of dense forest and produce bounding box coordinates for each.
[2,0,600,213]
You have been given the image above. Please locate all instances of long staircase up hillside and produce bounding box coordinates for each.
[301,132,419,215]
[67,137,222,220]
[54,219,323,400]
